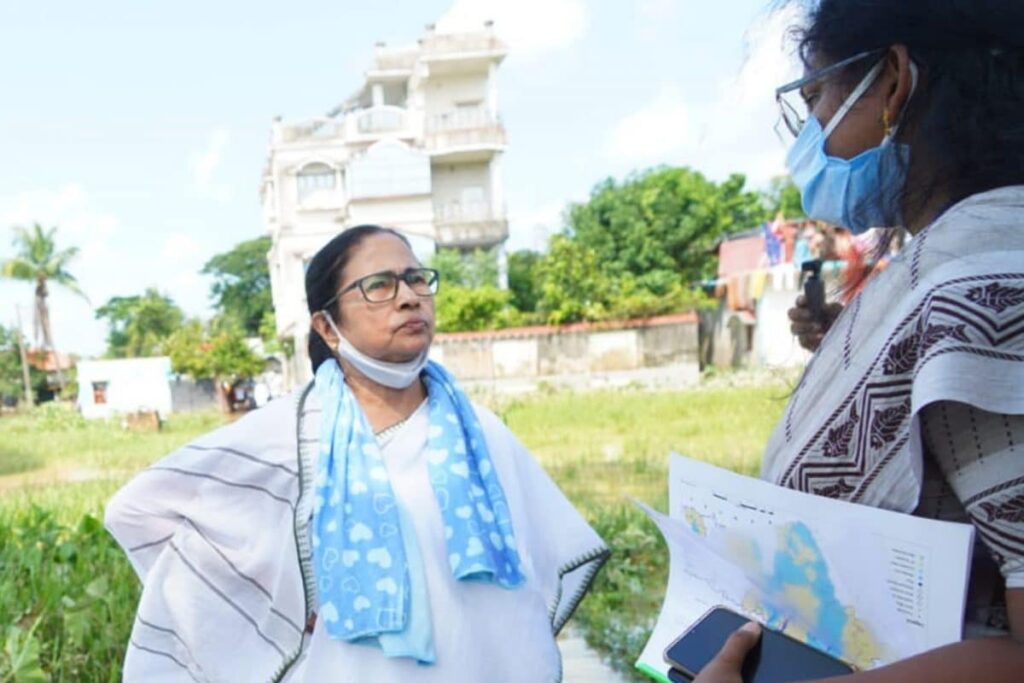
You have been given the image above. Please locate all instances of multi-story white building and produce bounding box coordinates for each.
[262,22,509,385]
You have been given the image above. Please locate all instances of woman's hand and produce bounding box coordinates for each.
[789,295,843,352]
[692,622,762,683]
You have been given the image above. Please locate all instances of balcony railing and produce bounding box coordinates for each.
[355,106,408,134]
[435,201,508,247]
[279,119,345,143]
[372,50,418,72]
[277,106,417,145]
[420,33,507,57]
[425,107,505,152]
[426,106,498,132]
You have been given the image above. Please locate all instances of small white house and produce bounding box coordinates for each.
[77,357,174,420]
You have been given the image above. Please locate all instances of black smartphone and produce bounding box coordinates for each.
[801,259,826,323]
[667,666,691,682]
[663,607,856,683]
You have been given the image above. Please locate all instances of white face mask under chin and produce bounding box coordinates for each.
[319,311,429,389]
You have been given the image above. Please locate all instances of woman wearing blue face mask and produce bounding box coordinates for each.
[693,1,1024,682]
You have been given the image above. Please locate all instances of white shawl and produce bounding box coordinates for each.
[106,384,608,682]
[762,186,1024,511]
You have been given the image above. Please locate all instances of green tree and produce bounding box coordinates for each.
[257,310,284,354]
[435,286,518,332]
[95,288,184,358]
[429,248,470,287]
[164,320,210,379]
[165,320,263,382]
[567,167,768,286]
[207,330,265,380]
[165,319,264,412]
[764,175,805,219]
[605,273,714,320]
[507,249,542,313]
[535,236,610,325]
[0,224,87,391]
[0,324,43,402]
[429,248,498,289]
[201,236,272,336]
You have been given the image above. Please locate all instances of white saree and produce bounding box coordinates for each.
[106,385,608,682]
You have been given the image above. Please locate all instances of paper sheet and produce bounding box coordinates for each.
[635,454,974,682]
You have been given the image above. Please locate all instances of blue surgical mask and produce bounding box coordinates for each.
[786,61,917,234]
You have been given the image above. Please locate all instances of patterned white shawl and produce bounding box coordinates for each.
[762,186,1024,512]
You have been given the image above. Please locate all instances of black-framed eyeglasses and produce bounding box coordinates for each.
[327,267,440,305]
[774,48,885,139]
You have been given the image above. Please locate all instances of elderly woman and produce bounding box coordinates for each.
[694,1,1024,682]
[105,225,608,682]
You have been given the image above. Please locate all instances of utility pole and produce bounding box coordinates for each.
[14,306,34,408]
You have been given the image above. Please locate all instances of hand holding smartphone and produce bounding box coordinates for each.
[801,259,826,324]
[663,607,856,683]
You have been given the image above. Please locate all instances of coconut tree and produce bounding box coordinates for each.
[1,223,88,391]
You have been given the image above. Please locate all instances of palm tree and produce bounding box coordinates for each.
[1,223,88,392]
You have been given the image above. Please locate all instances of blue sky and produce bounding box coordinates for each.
[0,0,801,356]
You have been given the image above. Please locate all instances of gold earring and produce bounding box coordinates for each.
[882,109,892,138]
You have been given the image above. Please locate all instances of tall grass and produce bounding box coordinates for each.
[0,404,223,483]
[1,406,222,682]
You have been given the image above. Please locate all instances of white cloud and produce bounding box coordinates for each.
[168,269,212,313]
[437,0,588,60]
[160,232,203,261]
[190,128,232,202]
[508,201,566,251]
[0,183,115,237]
[636,0,679,21]
[602,7,801,186]
[0,183,118,266]
[604,85,691,164]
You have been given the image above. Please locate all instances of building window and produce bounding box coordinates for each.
[296,163,336,202]
[92,381,109,405]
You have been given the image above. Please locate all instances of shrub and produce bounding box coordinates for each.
[0,506,139,681]
[574,504,669,681]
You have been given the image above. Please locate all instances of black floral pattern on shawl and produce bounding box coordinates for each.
[782,274,1024,503]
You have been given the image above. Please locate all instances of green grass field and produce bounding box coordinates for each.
[0,379,790,681]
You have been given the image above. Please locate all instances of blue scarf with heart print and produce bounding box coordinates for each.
[312,358,525,659]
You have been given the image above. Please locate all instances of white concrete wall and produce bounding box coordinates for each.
[423,74,488,118]
[430,162,491,208]
[267,145,352,230]
[77,357,174,420]
[754,289,811,368]
[434,317,700,387]
[347,196,434,238]
[588,330,640,371]
[348,141,430,199]
[492,338,537,378]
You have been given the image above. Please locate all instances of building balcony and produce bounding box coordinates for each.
[419,30,507,76]
[420,32,507,59]
[275,107,421,147]
[371,47,418,73]
[277,119,345,144]
[425,107,506,161]
[434,201,508,248]
[354,105,410,135]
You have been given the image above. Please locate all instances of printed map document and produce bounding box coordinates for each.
[636,453,975,682]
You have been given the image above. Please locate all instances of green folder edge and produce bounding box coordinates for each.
[636,661,672,683]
